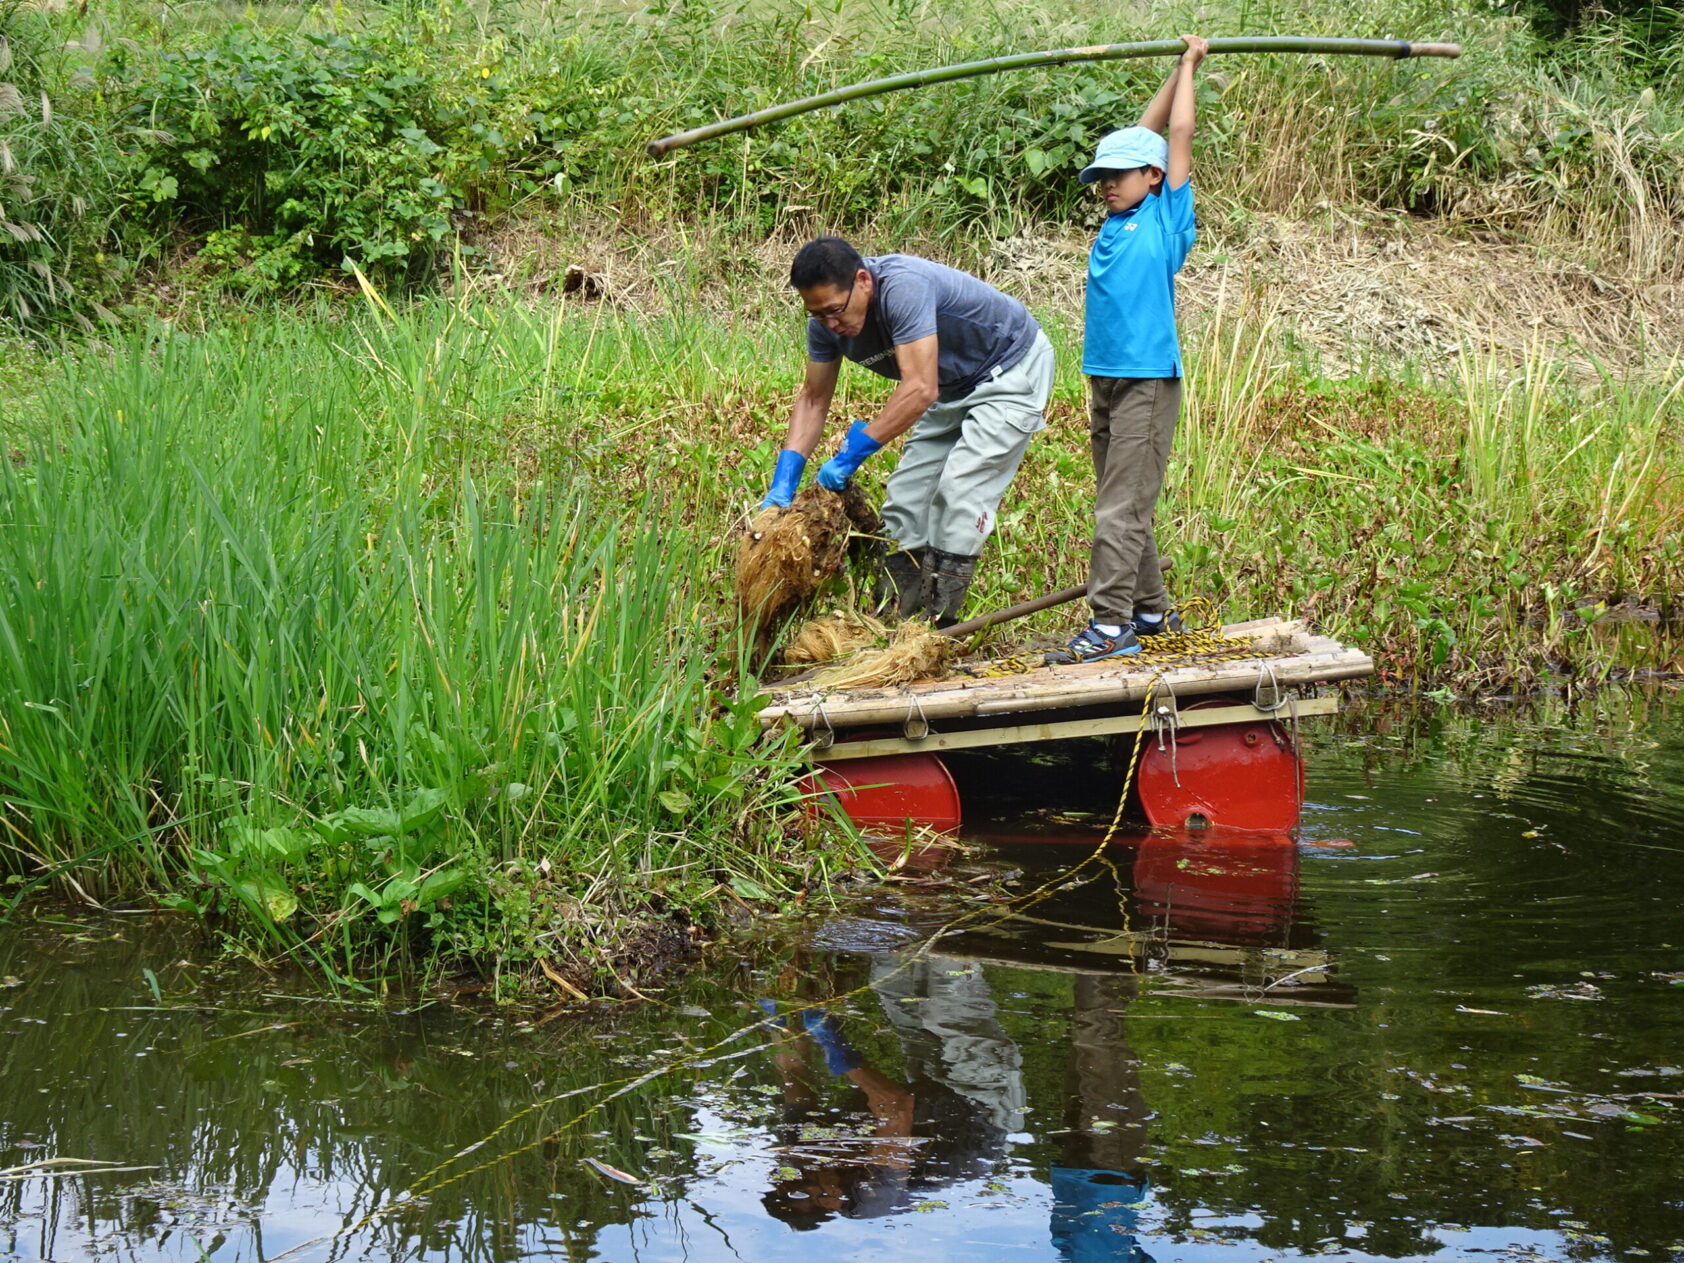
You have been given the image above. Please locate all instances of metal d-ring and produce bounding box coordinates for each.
[902,694,931,741]
[1253,662,1285,712]
[811,702,835,751]
[1150,681,1181,787]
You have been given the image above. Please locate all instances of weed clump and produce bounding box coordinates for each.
[781,608,888,665]
[811,622,957,690]
[736,485,882,654]
[737,488,852,647]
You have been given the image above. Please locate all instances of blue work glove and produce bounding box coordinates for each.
[799,1007,863,1076]
[761,449,808,508]
[815,420,882,492]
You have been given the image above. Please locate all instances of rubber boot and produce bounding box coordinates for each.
[924,549,979,629]
[874,548,927,620]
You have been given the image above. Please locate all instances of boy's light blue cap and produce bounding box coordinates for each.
[1078,126,1170,183]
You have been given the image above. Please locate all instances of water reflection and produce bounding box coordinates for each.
[942,828,1350,1008]
[750,826,1340,1260]
[757,956,1021,1228]
[5,695,1684,1262]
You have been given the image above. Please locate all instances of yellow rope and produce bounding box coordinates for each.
[964,596,1261,678]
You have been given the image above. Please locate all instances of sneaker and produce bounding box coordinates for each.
[1131,608,1184,636]
[1045,621,1142,665]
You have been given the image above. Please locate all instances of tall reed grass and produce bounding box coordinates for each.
[0,304,858,993]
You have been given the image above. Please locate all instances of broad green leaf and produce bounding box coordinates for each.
[325,805,403,837]
[237,879,298,923]
[416,867,467,905]
[730,876,772,902]
[399,787,448,833]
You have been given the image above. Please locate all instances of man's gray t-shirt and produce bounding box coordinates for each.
[806,255,1040,403]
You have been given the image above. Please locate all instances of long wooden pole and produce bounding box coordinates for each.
[647,36,1459,156]
[937,584,1087,640]
[937,555,1174,639]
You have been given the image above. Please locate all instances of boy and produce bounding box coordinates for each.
[1052,34,1209,663]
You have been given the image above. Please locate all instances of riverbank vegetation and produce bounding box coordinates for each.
[1,298,1678,990]
[0,305,873,995]
[1,0,1680,987]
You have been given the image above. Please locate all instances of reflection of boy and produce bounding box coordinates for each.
[1051,974,1154,1262]
[1053,36,1210,664]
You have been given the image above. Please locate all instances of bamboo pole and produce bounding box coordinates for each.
[647,36,1460,156]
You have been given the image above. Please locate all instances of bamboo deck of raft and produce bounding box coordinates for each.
[757,616,1373,748]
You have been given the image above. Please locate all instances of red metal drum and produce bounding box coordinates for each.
[804,752,962,833]
[1135,699,1304,833]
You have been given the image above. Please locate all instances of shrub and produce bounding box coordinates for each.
[130,23,530,281]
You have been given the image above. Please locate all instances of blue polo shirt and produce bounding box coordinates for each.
[1081,177,1196,379]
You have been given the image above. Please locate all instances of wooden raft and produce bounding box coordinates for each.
[757,616,1373,756]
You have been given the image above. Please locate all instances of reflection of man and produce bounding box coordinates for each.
[759,1001,917,1227]
[761,237,1055,626]
[756,954,1025,1228]
[1051,973,1154,1263]
[870,954,1025,1155]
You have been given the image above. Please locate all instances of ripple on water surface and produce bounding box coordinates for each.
[1,694,1682,1263]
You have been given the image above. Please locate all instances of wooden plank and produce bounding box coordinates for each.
[756,616,1373,730]
[814,696,1341,759]
[1220,615,1296,634]
[765,652,1374,729]
[961,656,1370,719]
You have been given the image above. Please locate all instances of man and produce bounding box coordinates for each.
[760,237,1054,626]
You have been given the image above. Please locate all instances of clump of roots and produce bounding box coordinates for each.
[810,621,957,690]
[736,485,886,654]
[782,608,888,665]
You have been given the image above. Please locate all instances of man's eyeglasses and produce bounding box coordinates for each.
[807,278,855,322]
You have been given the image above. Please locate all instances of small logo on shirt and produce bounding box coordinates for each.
[1123,222,1138,231]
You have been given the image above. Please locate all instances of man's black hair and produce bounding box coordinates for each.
[790,237,863,291]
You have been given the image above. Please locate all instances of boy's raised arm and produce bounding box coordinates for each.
[1134,55,1181,134]
[1166,35,1209,189]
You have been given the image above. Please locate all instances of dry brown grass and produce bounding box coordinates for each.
[810,621,956,690]
[483,205,1684,380]
[782,608,888,664]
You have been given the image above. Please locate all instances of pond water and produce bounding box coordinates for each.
[3,693,1682,1263]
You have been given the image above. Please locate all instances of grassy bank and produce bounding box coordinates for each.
[1,297,1677,993]
[0,303,879,996]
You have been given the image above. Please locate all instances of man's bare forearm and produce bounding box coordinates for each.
[783,390,831,456]
[865,378,940,444]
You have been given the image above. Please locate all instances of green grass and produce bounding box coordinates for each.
[0,279,1676,988]
[0,301,869,995]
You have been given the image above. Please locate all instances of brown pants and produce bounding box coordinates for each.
[1087,375,1179,623]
